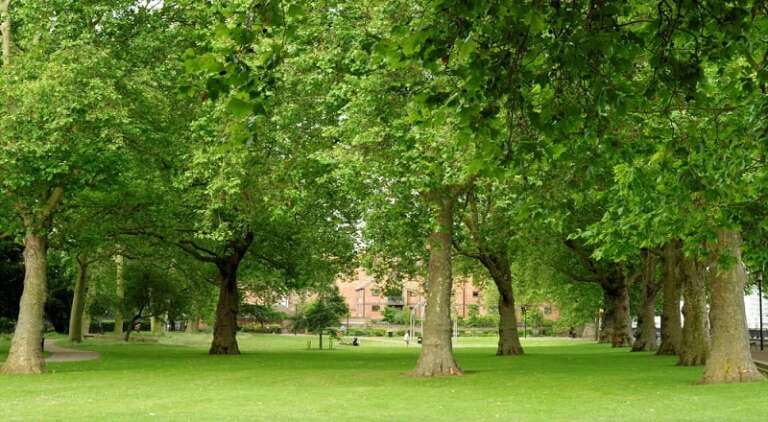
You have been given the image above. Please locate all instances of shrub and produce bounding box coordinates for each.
[347,328,387,337]
[240,324,282,334]
[382,307,407,324]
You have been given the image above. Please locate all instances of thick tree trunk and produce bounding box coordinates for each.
[68,257,89,343]
[0,0,11,66]
[677,252,709,366]
[1,232,48,374]
[207,232,252,355]
[700,230,764,383]
[601,278,632,347]
[486,256,523,356]
[414,194,462,376]
[632,250,658,352]
[209,259,241,355]
[113,253,125,336]
[598,299,614,344]
[657,241,683,356]
[611,282,632,347]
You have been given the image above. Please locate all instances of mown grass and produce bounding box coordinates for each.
[1,333,766,421]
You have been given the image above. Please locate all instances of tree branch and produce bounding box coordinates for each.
[40,186,65,223]
[121,229,221,263]
[451,237,482,260]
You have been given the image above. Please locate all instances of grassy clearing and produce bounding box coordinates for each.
[1,333,766,421]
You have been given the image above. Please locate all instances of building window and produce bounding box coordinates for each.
[371,305,380,311]
[472,291,480,298]
[371,288,380,297]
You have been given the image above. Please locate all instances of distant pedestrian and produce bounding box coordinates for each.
[403,331,410,346]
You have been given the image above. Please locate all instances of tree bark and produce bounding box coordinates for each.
[598,298,614,344]
[0,0,11,67]
[113,253,125,336]
[1,232,48,374]
[657,240,683,356]
[483,254,523,356]
[632,250,658,352]
[209,256,243,355]
[150,315,164,335]
[414,193,462,376]
[601,276,632,347]
[677,252,709,366]
[700,230,764,383]
[68,256,89,343]
[81,274,97,335]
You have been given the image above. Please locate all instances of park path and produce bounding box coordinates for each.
[45,339,100,363]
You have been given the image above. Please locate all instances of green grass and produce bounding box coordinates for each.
[1,333,766,421]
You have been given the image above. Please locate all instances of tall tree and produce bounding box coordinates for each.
[453,183,524,356]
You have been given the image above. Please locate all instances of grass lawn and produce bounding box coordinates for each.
[1,333,766,421]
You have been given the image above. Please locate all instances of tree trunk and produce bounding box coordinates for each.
[124,307,144,342]
[0,0,11,67]
[1,232,48,374]
[485,254,523,356]
[209,258,241,355]
[113,253,125,336]
[185,317,198,333]
[700,230,764,383]
[81,275,96,335]
[632,250,658,352]
[601,277,632,347]
[657,240,683,356]
[68,256,89,343]
[414,194,462,376]
[598,299,614,344]
[150,315,165,335]
[677,252,708,366]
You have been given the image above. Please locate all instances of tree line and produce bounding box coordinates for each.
[1,1,767,385]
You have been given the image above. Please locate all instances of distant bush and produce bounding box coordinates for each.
[382,307,410,325]
[347,328,386,337]
[240,324,282,334]
[458,305,499,328]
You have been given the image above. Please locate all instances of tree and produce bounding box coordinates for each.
[120,260,194,341]
[0,0,191,374]
[293,288,348,350]
[453,183,524,355]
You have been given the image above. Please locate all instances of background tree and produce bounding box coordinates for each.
[293,288,348,350]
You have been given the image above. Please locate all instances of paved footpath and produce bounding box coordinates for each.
[45,339,100,363]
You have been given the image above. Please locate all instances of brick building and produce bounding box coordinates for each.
[272,268,558,326]
[335,268,488,322]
